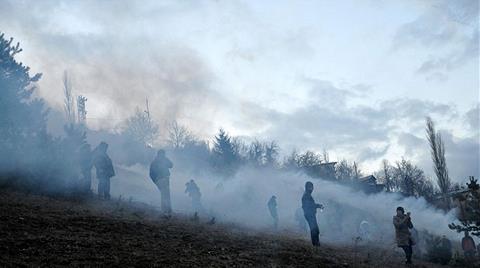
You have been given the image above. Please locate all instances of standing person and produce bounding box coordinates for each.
[462,231,477,261]
[150,149,173,213]
[393,206,414,264]
[185,179,203,213]
[93,142,115,200]
[267,195,279,230]
[302,181,324,246]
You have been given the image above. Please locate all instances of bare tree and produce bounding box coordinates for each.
[322,149,330,163]
[167,120,193,149]
[247,139,264,166]
[381,159,394,192]
[124,105,159,146]
[426,117,451,196]
[264,141,279,166]
[63,71,75,124]
[391,158,435,199]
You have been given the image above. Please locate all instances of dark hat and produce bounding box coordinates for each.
[396,206,405,213]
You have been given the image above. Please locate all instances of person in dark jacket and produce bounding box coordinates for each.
[150,149,173,213]
[93,142,115,199]
[185,179,203,213]
[267,195,278,230]
[302,181,324,246]
[462,231,477,261]
[393,206,414,264]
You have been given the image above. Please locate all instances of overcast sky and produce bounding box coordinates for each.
[1,0,478,181]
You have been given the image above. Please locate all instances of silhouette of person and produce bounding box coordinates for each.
[267,195,279,230]
[185,179,203,213]
[93,142,115,199]
[150,149,173,213]
[302,181,324,246]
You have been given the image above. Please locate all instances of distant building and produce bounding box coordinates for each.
[307,162,337,180]
[355,175,385,194]
[306,162,384,194]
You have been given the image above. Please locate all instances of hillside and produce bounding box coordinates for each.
[0,189,447,267]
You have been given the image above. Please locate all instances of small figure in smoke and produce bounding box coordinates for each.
[437,235,452,265]
[79,143,93,194]
[358,220,371,242]
[462,230,477,261]
[150,149,173,213]
[393,206,414,264]
[267,195,279,230]
[301,181,324,246]
[185,179,203,213]
[93,142,115,200]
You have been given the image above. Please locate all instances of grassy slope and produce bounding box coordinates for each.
[0,190,445,267]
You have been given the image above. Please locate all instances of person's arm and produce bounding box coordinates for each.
[149,162,157,180]
[393,215,410,228]
[168,158,173,168]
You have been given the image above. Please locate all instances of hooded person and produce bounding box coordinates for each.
[93,142,115,199]
[462,230,477,260]
[267,195,279,230]
[301,181,324,246]
[150,149,173,213]
[185,179,203,213]
[393,206,414,264]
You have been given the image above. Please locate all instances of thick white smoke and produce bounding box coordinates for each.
[106,161,460,248]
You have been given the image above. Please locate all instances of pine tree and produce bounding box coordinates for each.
[0,33,48,169]
[211,129,238,178]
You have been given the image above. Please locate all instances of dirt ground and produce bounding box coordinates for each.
[0,189,451,267]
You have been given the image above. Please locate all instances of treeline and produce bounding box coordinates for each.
[121,106,445,203]
[0,33,89,194]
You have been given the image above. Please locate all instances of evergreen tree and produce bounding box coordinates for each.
[211,129,238,178]
[0,33,47,171]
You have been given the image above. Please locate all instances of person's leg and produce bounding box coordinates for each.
[84,171,91,193]
[160,178,172,213]
[105,177,110,200]
[406,245,412,263]
[98,177,105,198]
[311,216,320,246]
[400,246,412,264]
[305,215,320,246]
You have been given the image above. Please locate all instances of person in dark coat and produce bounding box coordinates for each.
[462,230,477,261]
[393,206,414,264]
[93,142,115,199]
[267,195,278,230]
[302,181,324,246]
[185,179,203,213]
[150,149,173,213]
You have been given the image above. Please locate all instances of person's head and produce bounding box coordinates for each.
[157,149,166,157]
[464,230,469,237]
[98,142,108,153]
[305,181,314,193]
[271,195,276,200]
[396,206,405,216]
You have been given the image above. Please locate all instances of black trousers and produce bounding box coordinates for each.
[400,241,413,263]
[304,214,319,246]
